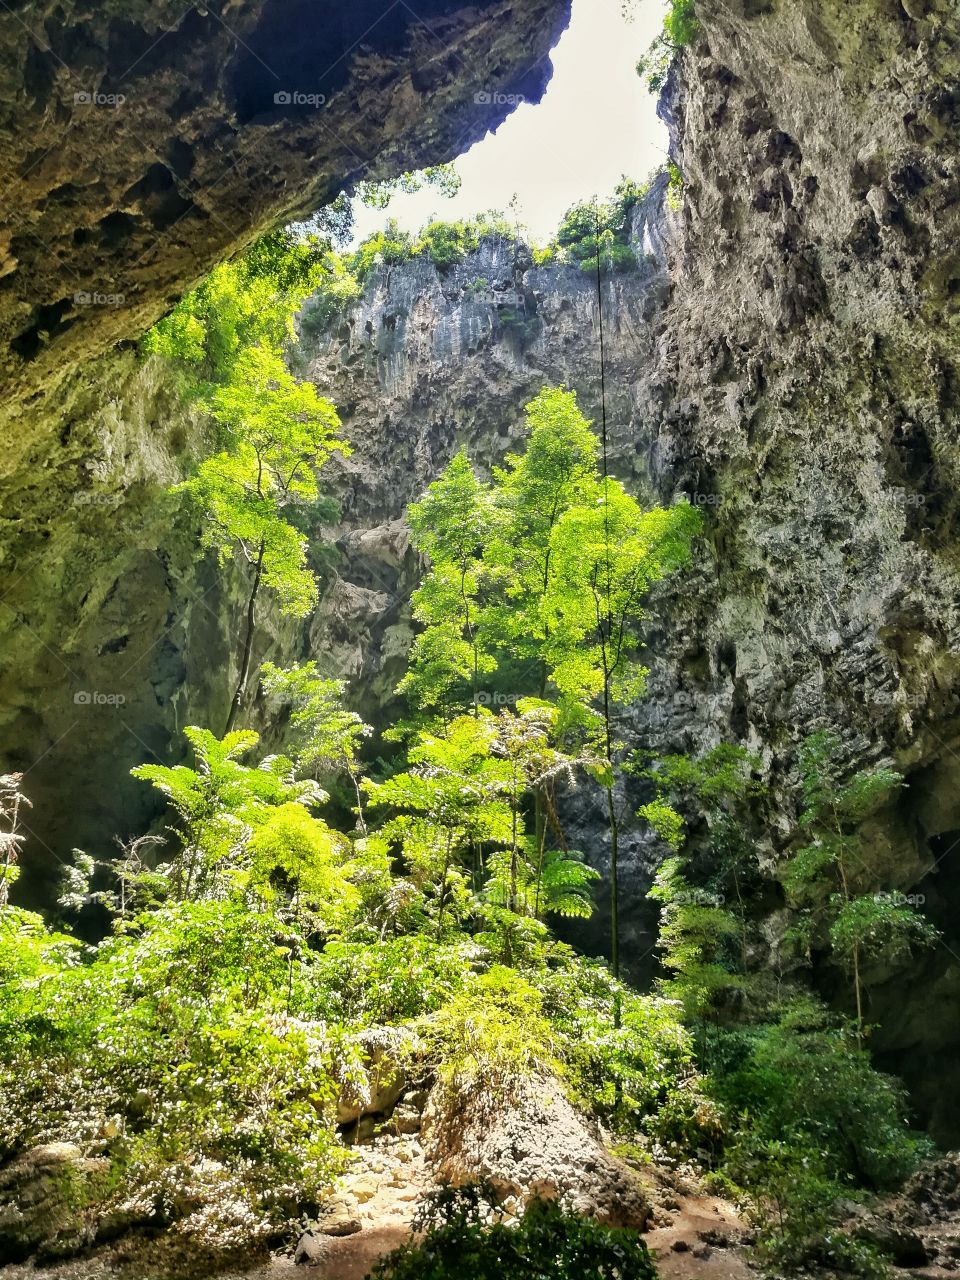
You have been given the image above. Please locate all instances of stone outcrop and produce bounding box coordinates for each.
[0,0,569,407]
[424,1074,651,1228]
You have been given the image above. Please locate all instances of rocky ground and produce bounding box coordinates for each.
[11,1122,960,1280]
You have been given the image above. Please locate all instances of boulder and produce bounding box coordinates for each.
[0,1143,109,1262]
[424,1074,650,1229]
[337,1029,410,1124]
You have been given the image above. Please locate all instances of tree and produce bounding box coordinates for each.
[634,0,700,94]
[544,487,701,978]
[399,450,496,717]
[131,726,321,901]
[396,386,702,980]
[261,661,372,832]
[484,387,600,694]
[784,730,938,1041]
[363,715,510,938]
[178,345,347,733]
[0,773,29,909]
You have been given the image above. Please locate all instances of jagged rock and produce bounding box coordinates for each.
[424,1074,651,1229]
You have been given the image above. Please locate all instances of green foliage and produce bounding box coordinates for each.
[141,229,331,387]
[307,935,476,1024]
[370,1185,658,1280]
[186,345,345,617]
[0,898,347,1244]
[538,953,715,1148]
[715,1000,925,1190]
[354,164,462,211]
[783,731,937,1036]
[666,160,684,212]
[635,0,700,94]
[553,178,647,274]
[641,744,764,1022]
[260,661,372,829]
[425,966,559,1089]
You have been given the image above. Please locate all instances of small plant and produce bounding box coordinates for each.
[369,1183,658,1280]
[635,0,700,95]
[666,160,684,211]
[0,773,30,908]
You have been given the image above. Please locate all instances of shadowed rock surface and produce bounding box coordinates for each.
[0,0,569,405]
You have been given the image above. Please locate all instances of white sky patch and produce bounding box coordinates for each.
[349,0,670,246]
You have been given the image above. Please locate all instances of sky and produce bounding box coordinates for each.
[349,0,669,245]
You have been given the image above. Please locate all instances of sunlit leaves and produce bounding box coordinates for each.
[178,345,347,620]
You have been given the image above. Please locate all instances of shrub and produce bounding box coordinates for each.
[369,1184,658,1280]
[0,901,347,1240]
[423,966,559,1089]
[535,952,718,1150]
[712,1001,926,1191]
[306,934,477,1025]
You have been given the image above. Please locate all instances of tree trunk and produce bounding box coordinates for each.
[607,782,620,982]
[225,541,265,735]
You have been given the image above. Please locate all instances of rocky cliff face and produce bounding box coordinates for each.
[294,0,960,1137]
[4,0,960,1135]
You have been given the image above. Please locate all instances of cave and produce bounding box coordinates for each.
[2,0,960,1273]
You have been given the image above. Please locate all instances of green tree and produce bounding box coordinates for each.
[634,0,700,94]
[544,488,701,978]
[484,387,600,693]
[400,450,496,717]
[178,345,346,733]
[130,726,320,901]
[363,715,511,938]
[784,731,937,1041]
[261,661,372,832]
